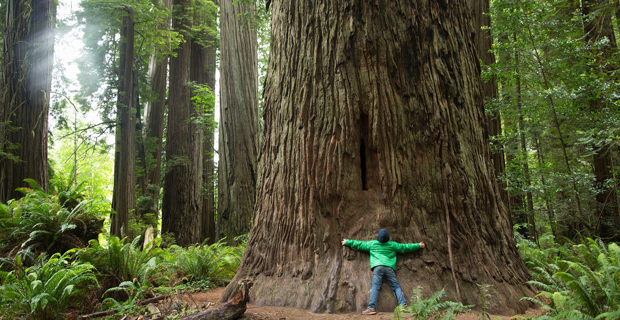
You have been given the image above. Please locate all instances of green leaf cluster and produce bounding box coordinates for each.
[518,237,620,319]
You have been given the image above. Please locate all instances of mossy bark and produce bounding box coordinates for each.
[223,0,533,314]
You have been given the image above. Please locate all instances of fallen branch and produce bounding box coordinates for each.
[79,294,171,319]
[178,280,253,320]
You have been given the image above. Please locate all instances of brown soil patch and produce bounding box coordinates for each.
[180,287,545,320]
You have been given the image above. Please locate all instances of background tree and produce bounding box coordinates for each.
[110,8,137,237]
[581,0,619,241]
[1,0,54,202]
[199,0,219,244]
[161,0,202,246]
[223,0,533,313]
[217,0,259,244]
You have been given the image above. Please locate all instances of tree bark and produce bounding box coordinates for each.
[223,0,533,314]
[0,0,53,202]
[217,0,259,244]
[201,7,218,244]
[162,0,201,246]
[468,0,508,208]
[111,8,137,238]
[582,0,620,241]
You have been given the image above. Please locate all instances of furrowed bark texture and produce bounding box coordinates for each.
[162,0,201,246]
[468,0,508,207]
[224,0,533,314]
[111,9,137,238]
[0,0,53,202]
[217,0,259,243]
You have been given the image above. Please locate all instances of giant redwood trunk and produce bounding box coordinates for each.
[111,9,137,238]
[223,0,533,314]
[0,0,53,202]
[217,0,259,243]
[468,0,508,207]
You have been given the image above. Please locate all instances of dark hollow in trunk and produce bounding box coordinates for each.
[223,0,533,315]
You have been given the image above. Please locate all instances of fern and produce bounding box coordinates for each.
[400,286,472,320]
[0,252,97,320]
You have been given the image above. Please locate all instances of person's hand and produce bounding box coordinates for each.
[419,242,425,248]
[341,239,346,246]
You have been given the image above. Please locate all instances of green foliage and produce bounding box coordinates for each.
[488,0,620,240]
[394,286,472,320]
[519,237,620,318]
[77,235,168,295]
[0,252,98,320]
[169,239,245,290]
[0,183,104,260]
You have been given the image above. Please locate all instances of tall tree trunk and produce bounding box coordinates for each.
[515,45,536,242]
[582,0,620,241]
[217,0,259,244]
[223,0,533,314]
[468,0,508,207]
[534,132,556,238]
[139,0,173,240]
[161,0,201,246]
[111,8,137,238]
[188,37,205,245]
[0,0,53,202]
[201,5,218,245]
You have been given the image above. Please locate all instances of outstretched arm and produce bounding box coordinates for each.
[393,241,426,253]
[341,239,373,251]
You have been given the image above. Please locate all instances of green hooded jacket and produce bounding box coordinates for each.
[345,239,420,270]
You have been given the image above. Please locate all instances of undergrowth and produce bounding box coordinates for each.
[518,235,620,320]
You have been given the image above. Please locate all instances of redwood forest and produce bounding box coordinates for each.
[1,0,619,319]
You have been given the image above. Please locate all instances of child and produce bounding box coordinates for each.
[341,229,425,315]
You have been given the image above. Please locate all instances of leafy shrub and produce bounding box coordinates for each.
[0,252,97,320]
[519,236,620,319]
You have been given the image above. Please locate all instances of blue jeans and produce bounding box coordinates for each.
[368,265,407,309]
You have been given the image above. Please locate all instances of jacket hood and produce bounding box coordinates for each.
[377,229,390,243]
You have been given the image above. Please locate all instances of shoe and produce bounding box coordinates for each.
[400,304,410,313]
[362,307,377,315]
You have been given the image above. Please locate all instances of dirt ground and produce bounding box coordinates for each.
[182,287,545,320]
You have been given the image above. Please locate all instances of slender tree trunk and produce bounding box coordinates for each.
[514,45,536,242]
[201,4,218,245]
[144,0,173,191]
[217,0,259,244]
[582,0,620,241]
[534,133,556,238]
[111,8,137,238]
[0,0,53,202]
[223,0,533,314]
[161,0,202,246]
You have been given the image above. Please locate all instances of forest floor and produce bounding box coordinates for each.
[184,287,546,320]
